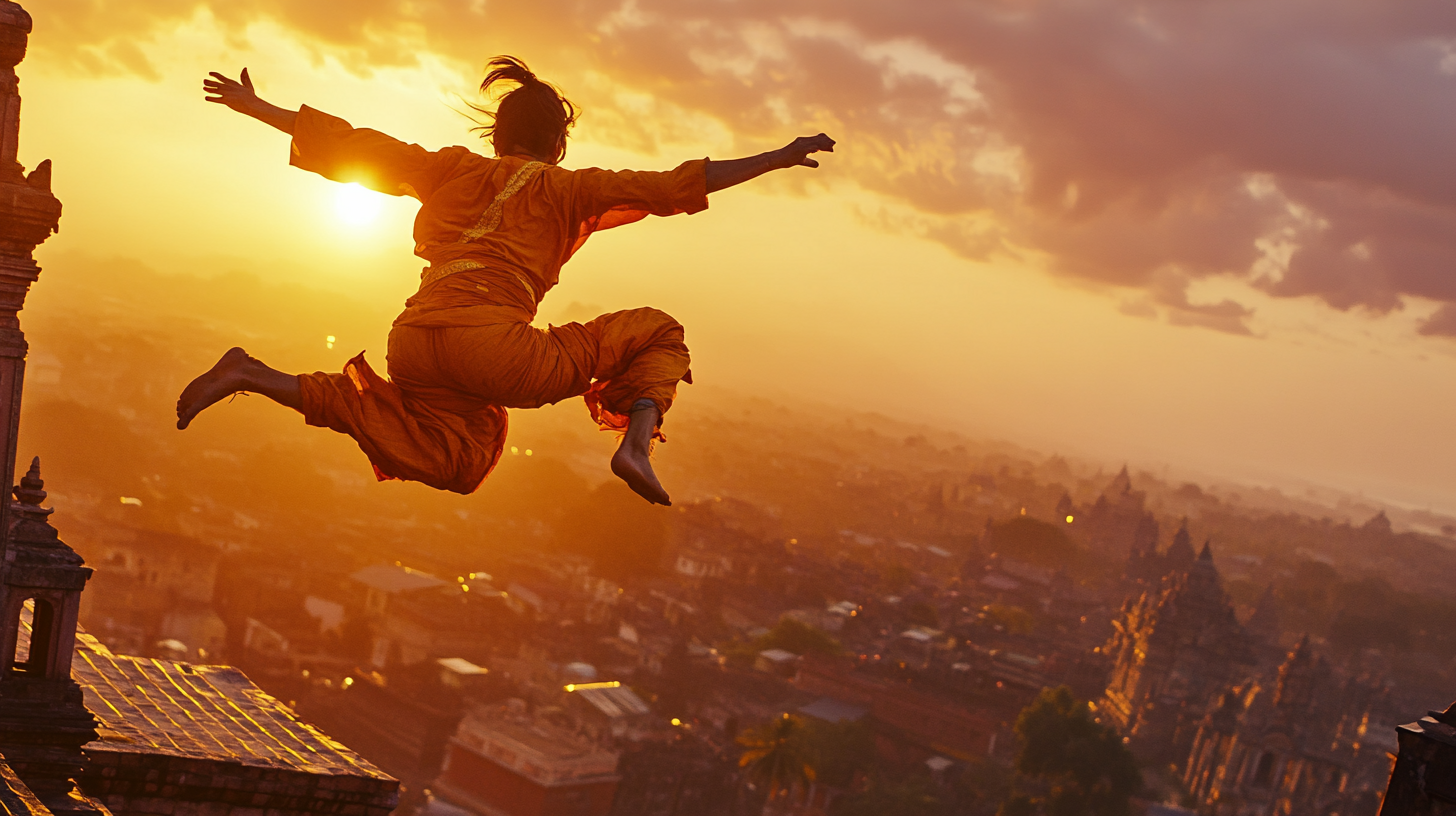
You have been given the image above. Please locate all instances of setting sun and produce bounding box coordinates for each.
[334,183,383,226]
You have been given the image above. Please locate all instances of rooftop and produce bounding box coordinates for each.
[437,657,488,677]
[454,706,619,786]
[350,563,448,594]
[570,684,650,720]
[73,633,389,780]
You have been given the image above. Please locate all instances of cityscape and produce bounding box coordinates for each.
[20,256,1456,814]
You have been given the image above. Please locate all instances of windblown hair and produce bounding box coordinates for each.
[470,56,578,165]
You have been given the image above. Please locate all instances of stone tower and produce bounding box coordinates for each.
[0,459,102,816]
[0,0,58,543]
[0,5,104,815]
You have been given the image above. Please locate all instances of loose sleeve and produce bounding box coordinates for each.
[565,159,709,257]
[288,105,468,201]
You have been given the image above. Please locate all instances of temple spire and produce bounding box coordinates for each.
[0,10,101,815]
[0,0,59,547]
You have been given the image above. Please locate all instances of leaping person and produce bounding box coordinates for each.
[176,57,834,505]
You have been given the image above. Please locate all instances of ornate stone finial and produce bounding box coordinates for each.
[9,456,66,551]
[13,455,44,507]
[12,455,54,528]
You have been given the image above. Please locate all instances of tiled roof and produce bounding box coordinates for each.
[572,685,650,719]
[0,760,48,816]
[72,634,388,779]
[350,564,447,594]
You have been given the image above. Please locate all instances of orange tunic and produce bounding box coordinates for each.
[288,106,707,494]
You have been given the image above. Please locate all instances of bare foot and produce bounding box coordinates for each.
[176,347,252,430]
[612,441,671,506]
[611,402,671,505]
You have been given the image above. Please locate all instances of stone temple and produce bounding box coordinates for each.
[0,4,397,816]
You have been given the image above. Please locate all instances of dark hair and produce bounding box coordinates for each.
[470,56,577,165]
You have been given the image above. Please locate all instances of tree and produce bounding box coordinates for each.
[1002,686,1140,816]
[739,714,817,815]
[756,616,843,658]
[803,718,876,789]
[982,604,1036,635]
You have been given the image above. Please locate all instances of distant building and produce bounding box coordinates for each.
[1078,466,1160,557]
[1124,517,1197,585]
[77,526,225,659]
[433,701,621,816]
[794,655,1008,762]
[1099,543,1255,761]
[352,565,511,668]
[1182,637,1385,815]
[351,562,449,619]
[755,648,800,677]
[565,681,654,743]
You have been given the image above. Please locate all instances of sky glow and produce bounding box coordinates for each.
[18,2,1456,511]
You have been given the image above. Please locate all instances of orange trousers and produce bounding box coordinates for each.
[297,306,690,494]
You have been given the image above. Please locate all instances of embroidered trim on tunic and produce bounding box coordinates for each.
[418,262,537,301]
[422,259,486,287]
[463,161,544,240]
[418,160,545,292]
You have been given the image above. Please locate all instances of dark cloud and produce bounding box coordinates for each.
[30,0,1456,334]
[1419,304,1456,337]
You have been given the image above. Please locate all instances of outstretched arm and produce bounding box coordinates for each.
[704,134,836,194]
[203,69,298,134]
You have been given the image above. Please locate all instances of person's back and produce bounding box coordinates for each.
[176,56,834,506]
[289,106,709,311]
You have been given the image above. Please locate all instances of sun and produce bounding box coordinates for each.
[334,183,384,226]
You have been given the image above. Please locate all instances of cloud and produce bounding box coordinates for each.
[29,0,1456,334]
[1420,303,1456,337]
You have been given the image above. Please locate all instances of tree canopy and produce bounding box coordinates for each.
[1002,686,1140,816]
[757,616,844,657]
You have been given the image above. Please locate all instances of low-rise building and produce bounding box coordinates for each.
[434,702,621,816]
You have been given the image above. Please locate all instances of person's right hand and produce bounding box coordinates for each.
[204,69,261,115]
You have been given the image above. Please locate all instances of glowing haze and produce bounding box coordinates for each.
[17,1,1456,510]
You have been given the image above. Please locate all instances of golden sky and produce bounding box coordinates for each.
[17,1,1456,511]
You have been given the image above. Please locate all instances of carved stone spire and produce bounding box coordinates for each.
[0,11,97,812]
[0,0,59,548]
[0,1,31,183]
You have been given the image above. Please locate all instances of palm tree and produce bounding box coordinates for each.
[738,713,817,815]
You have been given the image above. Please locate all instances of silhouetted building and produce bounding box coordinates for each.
[1125,518,1197,584]
[1380,700,1456,815]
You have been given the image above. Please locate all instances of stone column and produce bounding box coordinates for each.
[0,0,61,549]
